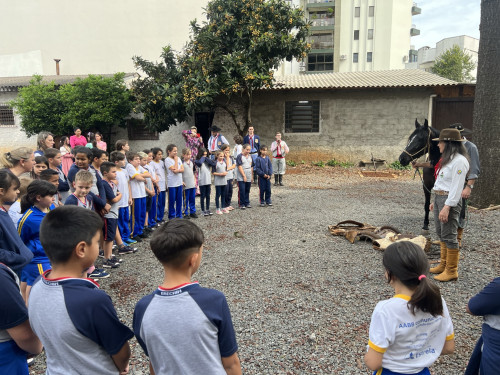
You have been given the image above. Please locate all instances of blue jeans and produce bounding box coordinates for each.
[148,190,158,226]
[225,180,233,207]
[199,184,211,212]
[215,185,226,209]
[238,181,251,207]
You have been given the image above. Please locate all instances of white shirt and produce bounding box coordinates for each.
[165,157,183,188]
[368,295,454,374]
[116,168,130,208]
[433,154,469,207]
[150,160,166,192]
[126,164,146,199]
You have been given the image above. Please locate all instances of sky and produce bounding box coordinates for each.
[412,0,481,49]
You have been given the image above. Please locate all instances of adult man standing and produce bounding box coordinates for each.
[449,123,480,247]
[207,126,229,159]
[244,126,260,183]
[271,132,289,186]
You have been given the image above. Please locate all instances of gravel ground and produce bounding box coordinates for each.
[31,166,499,374]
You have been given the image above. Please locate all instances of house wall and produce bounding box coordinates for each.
[0,91,36,153]
[212,87,434,164]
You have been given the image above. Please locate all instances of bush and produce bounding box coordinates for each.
[388,161,412,170]
[286,160,297,167]
[312,161,325,167]
[326,159,354,168]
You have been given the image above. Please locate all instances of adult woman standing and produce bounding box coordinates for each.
[95,132,107,151]
[69,127,87,149]
[182,126,204,193]
[34,132,55,156]
[0,148,35,177]
[59,136,73,176]
[429,128,469,282]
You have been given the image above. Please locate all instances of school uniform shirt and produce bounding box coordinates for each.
[207,133,229,153]
[116,168,130,209]
[56,166,70,193]
[133,282,238,375]
[368,294,454,374]
[255,156,273,177]
[243,134,260,155]
[142,165,154,193]
[8,200,23,227]
[236,154,254,182]
[433,154,469,207]
[213,160,227,186]
[0,264,28,344]
[182,161,196,190]
[102,180,119,219]
[271,140,289,158]
[226,156,235,181]
[232,144,242,159]
[165,157,183,188]
[195,157,216,186]
[0,209,33,272]
[127,164,147,199]
[18,205,54,263]
[29,272,134,375]
[64,193,96,211]
[150,160,166,192]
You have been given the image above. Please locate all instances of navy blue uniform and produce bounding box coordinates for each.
[255,156,273,205]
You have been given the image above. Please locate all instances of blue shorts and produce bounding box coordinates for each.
[103,218,117,242]
[374,368,430,375]
[21,261,50,286]
[0,340,29,375]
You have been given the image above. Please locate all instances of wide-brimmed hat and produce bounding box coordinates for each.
[209,125,221,132]
[190,125,197,130]
[432,128,465,142]
[449,123,473,135]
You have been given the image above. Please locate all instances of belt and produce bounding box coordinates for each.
[434,190,449,196]
[274,156,284,159]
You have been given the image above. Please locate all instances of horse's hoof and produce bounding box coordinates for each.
[420,229,430,236]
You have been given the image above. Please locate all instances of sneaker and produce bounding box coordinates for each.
[203,211,210,217]
[112,244,117,250]
[260,203,266,207]
[183,214,191,219]
[98,249,104,258]
[131,236,142,243]
[216,209,223,215]
[27,357,36,367]
[110,255,123,263]
[267,202,273,206]
[103,258,120,269]
[118,245,135,255]
[143,227,154,233]
[138,233,149,239]
[240,206,246,210]
[190,213,198,218]
[208,211,213,216]
[222,208,229,214]
[246,204,252,208]
[88,268,110,279]
[125,238,138,245]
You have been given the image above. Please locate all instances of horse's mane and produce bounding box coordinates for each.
[428,127,441,167]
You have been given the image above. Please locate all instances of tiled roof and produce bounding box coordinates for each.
[269,69,459,90]
[0,73,137,91]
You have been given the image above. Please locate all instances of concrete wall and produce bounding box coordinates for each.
[0,91,36,153]
[212,87,434,164]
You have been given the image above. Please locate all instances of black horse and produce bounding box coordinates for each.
[399,119,441,234]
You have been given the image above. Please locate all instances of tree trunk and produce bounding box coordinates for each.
[470,0,500,208]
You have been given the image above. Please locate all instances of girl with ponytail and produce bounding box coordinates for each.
[364,242,455,375]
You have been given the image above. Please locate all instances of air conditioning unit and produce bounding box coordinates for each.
[403,55,409,63]
[340,54,347,61]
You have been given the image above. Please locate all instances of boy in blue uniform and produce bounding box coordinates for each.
[133,220,242,375]
[29,206,134,374]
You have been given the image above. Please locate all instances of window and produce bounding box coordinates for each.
[127,118,159,140]
[367,52,373,62]
[369,6,374,17]
[354,30,359,40]
[353,53,359,63]
[0,105,15,126]
[308,53,334,72]
[285,101,320,133]
[368,29,373,40]
[354,7,360,17]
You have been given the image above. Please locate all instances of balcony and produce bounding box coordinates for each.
[307,0,335,11]
[308,34,334,50]
[410,27,420,36]
[412,3,421,15]
[310,17,335,31]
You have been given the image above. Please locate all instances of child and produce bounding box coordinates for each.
[18,180,57,300]
[233,135,243,159]
[255,145,273,207]
[365,242,455,375]
[110,151,136,245]
[100,162,123,269]
[65,170,96,210]
[236,144,254,209]
[40,169,62,206]
[181,148,197,219]
[271,132,289,186]
[126,152,151,239]
[31,155,48,179]
[221,144,236,211]
[150,147,167,222]
[138,151,155,233]
[45,147,71,202]
[144,149,159,227]
[133,219,241,375]
[213,150,228,214]
[59,136,73,176]
[29,206,134,374]
[195,147,215,216]
[165,144,184,220]
[465,278,500,374]
[8,176,32,226]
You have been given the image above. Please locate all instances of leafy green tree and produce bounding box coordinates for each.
[9,73,132,137]
[431,45,476,82]
[131,47,188,131]
[180,0,310,135]
[9,75,64,137]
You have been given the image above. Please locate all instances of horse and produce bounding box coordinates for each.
[399,119,441,235]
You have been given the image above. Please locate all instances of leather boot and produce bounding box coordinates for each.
[434,248,459,282]
[430,242,447,274]
[274,175,279,186]
[279,174,284,186]
[457,227,464,248]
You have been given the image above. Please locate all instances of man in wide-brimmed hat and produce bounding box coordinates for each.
[207,125,229,159]
[449,123,481,247]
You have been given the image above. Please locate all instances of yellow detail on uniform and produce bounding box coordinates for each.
[393,294,411,301]
[375,369,383,375]
[368,340,387,353]
[38,263,43,275]
[446,332,455,341]
[17,209,33,235]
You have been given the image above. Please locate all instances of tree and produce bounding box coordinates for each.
[9,73,132,136]
[180,0,310,135]
[131,46,188,131]
[470,0,500,208]
[431,45,476,82]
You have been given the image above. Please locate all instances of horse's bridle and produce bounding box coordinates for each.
[402,127,432,162]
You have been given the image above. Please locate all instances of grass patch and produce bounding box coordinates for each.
[388,161,412,170]
[286,160,297,167]
[312,161,325,167]
[326,159,354,168]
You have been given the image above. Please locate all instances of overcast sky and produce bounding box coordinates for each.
[412,0,481,49]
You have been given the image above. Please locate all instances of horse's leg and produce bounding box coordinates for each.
[421,168,434,235]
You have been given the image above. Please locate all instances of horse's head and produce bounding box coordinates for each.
[399,119,431,166]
